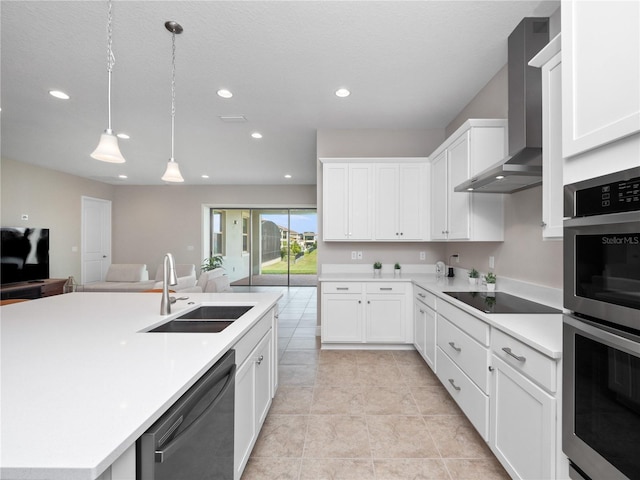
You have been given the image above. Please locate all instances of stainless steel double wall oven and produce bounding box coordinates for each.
[563,167,640,480]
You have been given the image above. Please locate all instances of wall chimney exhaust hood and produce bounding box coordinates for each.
[455,17,549,194]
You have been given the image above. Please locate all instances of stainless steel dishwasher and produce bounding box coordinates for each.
[137,349,236,479]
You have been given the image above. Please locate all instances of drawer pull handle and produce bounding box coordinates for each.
[380,287,393,291]
[418,293,426,298]
[448,341,462,352]
[448,378,461,391]
[256,355,264,365]
[502,347,526,362]
[419,309,425,314]
[336,287,349,291]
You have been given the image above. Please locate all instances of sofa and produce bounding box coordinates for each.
[151,264,200,293]
[82,264,156,292]
[196,268,233,293]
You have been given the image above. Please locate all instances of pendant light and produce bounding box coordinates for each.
[161,21,185,183]
[91,0,126,164]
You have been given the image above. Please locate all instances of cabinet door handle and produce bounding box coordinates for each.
[256,355,264,365]
[418,293,426,298]
[380,287,393,291]
[502,347,526,362]
[419,309,425,314]
[448,341,462,352]
[358,300,362,304]
[336,287,349,291]
[448,378,461,391]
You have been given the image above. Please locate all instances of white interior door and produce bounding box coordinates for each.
[81,196,111,284]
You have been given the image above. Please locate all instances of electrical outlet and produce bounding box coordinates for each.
[419,251,426,260]
[351,251,357,260]
[21,214,28,221]
[357,251,363,260]
[489,256,495,269]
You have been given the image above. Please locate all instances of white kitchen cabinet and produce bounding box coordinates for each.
[322,162,374,241]
[562,0,640,159]
[234,310,276,480]
[413,286,437,371]
[489,328,560,480]
[429,120,506,241]
[374,162,428,241]
[530,35,563,239]
[321,281,411,345]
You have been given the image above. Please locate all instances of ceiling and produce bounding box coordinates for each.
[1,0,559,186]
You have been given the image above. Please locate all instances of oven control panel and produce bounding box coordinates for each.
[573,170,640,217]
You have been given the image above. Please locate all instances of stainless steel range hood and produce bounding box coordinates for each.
[455,17,549,194]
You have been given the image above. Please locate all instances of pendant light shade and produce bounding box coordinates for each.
[91,130,126,163]
[162,21,185,183]
[162,159,184,183]
[92,0,126,163]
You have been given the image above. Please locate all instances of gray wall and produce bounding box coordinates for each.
[1,158,315,281]
[1,158,115,281]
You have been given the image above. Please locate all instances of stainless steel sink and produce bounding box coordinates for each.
[148,305,254,333]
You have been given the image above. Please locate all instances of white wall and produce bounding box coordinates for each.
[1,158,115,281]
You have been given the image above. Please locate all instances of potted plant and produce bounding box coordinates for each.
[468,268,479,285]
[201,255,224,272]
[394,262,402,277]
[373,261,382,277]
[484,272,497,291]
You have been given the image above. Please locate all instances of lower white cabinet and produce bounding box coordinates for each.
[322,282,411,345]
[490,355,556,480]
[413,286,436,370]
[234,309,276,480]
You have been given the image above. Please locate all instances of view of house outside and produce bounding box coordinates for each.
[210,208,317,287]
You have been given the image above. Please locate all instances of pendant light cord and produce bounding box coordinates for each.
[106,0,115,133]
[170,31,176,161]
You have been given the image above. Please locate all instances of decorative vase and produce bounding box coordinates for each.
[394,268,401,278]
[373,268,382,278]
[486,283,496,292]
[468,277,477,285]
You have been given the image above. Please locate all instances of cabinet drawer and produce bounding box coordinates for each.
[234,313,272,367]
[491,329,557,393]
[436,347,489,441]
[438,299,489,346]
[322,282,362,294]
[438,316,490,393]
[414,286,436,310]
[322,282,362,293]
[365,282,407,294]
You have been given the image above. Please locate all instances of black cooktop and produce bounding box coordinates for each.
[443,291,561,314]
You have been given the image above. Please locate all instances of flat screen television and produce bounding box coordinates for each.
[1,227,50,285]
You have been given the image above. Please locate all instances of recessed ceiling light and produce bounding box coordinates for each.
[217,89,233,98]
[335,88,350,98]
[251,132,263,139]
[467,187,474,191]
[284,174,292,179]
[118,174,128,179]
[201,174,210,179]
[49,90,70,100]
[496,175,505,180]
[116,133,130,140]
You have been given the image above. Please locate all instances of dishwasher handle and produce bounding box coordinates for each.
[155,362,236,463]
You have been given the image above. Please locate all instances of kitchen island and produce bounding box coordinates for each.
[0,291,281,480]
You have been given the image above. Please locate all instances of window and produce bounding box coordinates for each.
[211,210,224,256]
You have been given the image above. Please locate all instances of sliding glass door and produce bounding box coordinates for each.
[208,208,317,287]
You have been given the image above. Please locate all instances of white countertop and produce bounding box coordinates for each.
[0,291,281,480]
[319,272,563,358]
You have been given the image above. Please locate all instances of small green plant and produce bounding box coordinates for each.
[373,261,382,269]
[484,272,497,284]
[469,268,479,278]
[394,263,401,270]
[201,255,224,272]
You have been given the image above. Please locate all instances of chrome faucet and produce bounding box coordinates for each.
[160,253,178,315]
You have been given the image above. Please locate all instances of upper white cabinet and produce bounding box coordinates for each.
[322,162,374,241]
[530,35,563,239]
[374,163,428,241]
[429,120,506,241]
[321,158,428,242]
[562,0,640,158]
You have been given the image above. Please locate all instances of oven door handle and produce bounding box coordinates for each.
[502,347,526,362]
[155,363,236,463]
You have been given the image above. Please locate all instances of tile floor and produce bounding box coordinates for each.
[237,286,511,480]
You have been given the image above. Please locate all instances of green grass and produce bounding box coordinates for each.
[262,249,318,274]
